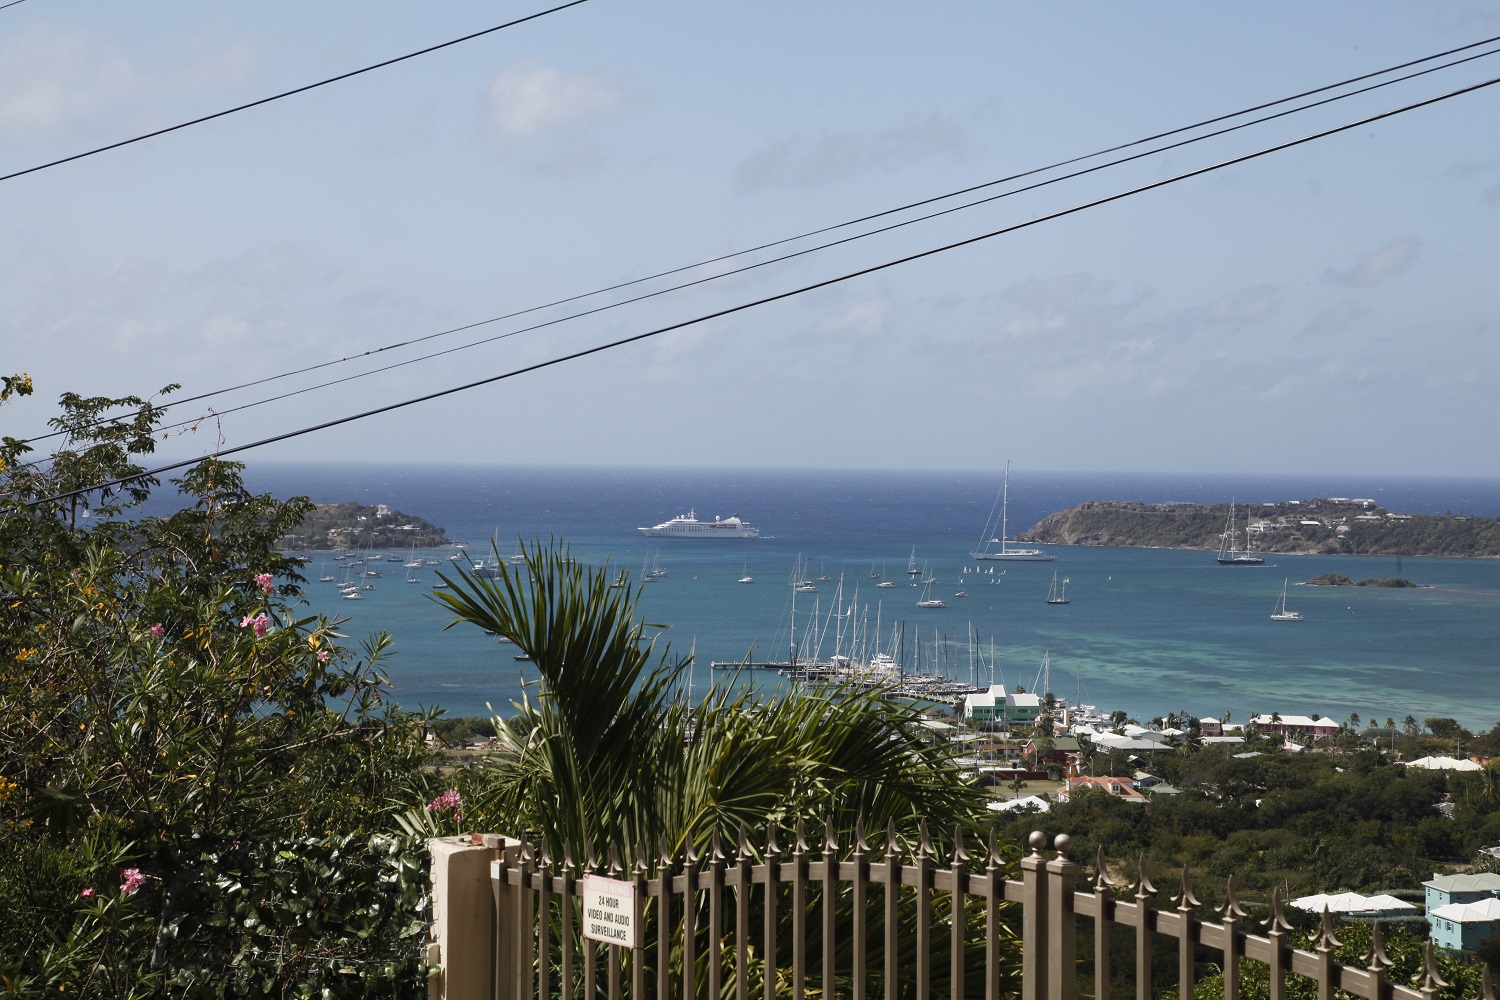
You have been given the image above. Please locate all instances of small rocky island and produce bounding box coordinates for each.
[277,502,449,552]
[1022,498,1500,558]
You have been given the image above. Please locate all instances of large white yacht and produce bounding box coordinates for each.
[638,510,760,539]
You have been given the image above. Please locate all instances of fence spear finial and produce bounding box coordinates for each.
[1093,844,1115,891]
[918,819,934,859]
[1173,866,1200,911]
[886,818,901,862]
[794,817,809,855]
[1365,920,1392,972]
[1312,905,1341,952]
[1132,854,1157,898]
[824,817,838,856]
[1263,886,1293,935]
[1218,875,1248,921]
[951,824,970,866]
[1420,939,1450,993]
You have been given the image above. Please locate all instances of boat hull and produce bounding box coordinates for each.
[972,550,1055,562]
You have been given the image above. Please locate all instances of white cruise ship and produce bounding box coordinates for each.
[638,510,759,539]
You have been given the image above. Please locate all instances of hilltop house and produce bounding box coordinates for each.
[963,687,1045,730]
[1250,714,1341,741]
[1424,872,1500,951]
[1059,775,1146,803]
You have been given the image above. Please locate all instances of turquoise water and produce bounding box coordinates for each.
[242,463,1500,732]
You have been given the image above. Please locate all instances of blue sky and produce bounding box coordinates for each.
[3,1,1497,476]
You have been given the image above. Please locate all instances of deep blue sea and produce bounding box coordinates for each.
[231,463,1500,732]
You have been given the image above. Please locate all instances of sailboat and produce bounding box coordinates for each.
[1270,578,1303,621]
[738,561,754,584]
[1217,500,1265,565]
[1046,572,1070,605]
[971,461,1054,562]
[916,580,946,609]
[906,547,922,575]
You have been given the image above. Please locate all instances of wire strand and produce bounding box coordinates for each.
[15,39,1500,454]
[30,72,1499,507]
[0,0,592,185]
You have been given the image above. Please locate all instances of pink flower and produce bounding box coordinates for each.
[148,623,165,637]
[426,789,461,813]
[239,612,271,638]
[317,649,330,663]
[253,573,274,594]
[80,887,96,899]
[120,868,146,895]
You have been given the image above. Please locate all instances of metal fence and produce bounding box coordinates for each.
[430,826,1496,1000]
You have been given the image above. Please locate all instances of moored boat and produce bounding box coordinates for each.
[638,510,760,538]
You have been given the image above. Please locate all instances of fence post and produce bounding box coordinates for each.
[429,835,498,1000]
[1045,835,1081,1000]
[492,836,523,1000]
[1021,831,1050,1000]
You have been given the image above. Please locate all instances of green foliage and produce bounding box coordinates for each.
[430,542,1022,993]
[0,383,439,997]
[432,542,996,859]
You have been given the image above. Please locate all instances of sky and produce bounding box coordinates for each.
[2,1,1498,478]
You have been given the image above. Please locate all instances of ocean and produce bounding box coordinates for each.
[235,463,1500,732]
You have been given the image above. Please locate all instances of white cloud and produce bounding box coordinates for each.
[1323,238,1421,288]
[737,114,971,190]
[1299,302,1363,338]
[1205,286,1276,325]
[485,62,622,140]
[815,297,892,339]
[0,25,138,131]
[0,26,254,136]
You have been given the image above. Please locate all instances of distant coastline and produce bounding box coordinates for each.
[1022,499,1500,558]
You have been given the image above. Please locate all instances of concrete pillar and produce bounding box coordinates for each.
[429,836,495,1000]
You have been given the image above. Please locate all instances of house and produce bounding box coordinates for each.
[1060,775,1147,803]
[963,687,1045,729]
[1250,715,1341,741]
[1430,898,1500,951]
[1423,872,1500,912]
[1289,892,1416,919]
[1407,756,1483,772]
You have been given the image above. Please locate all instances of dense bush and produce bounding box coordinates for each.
[0,381,440,997]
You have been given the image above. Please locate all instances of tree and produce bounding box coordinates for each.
[1,382,436,996]
[430,543,1019,993]
[432,542,994,857]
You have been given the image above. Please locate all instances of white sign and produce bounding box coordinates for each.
[580,874,637,948]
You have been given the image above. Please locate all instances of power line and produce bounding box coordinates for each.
[16,37,1500,453]
[0,0,591,185]
[31,72,1500,508]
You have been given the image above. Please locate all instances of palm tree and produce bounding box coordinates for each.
[431,541,993,857]
[429,542,1017,993]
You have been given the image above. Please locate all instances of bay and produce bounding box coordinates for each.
[240,462,1500,732]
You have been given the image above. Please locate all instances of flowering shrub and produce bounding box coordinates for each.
[239,611,271,637]
[0,390,442,997]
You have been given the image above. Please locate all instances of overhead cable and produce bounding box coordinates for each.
[15,37,1500,453]
[30,71,1500,507]
[0,0,591,185]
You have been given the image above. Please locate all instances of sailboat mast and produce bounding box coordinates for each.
[1000,461,1010,552]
